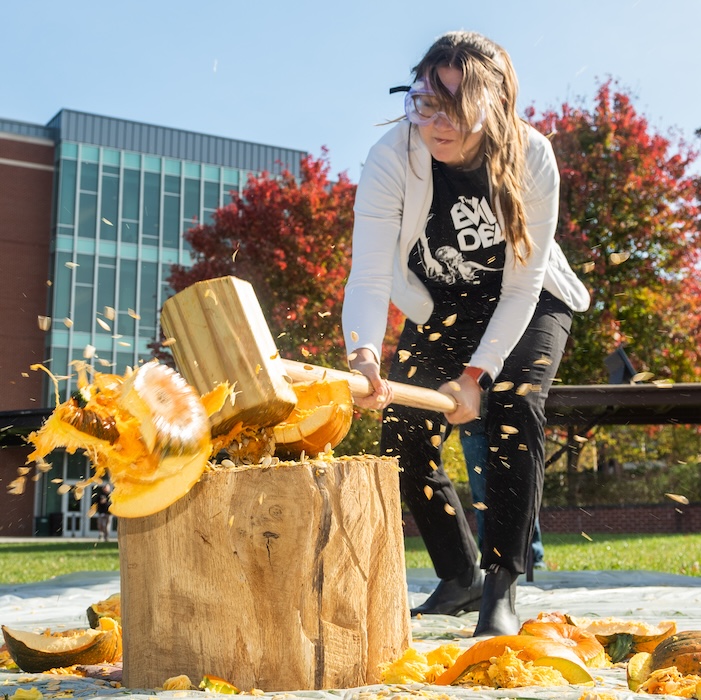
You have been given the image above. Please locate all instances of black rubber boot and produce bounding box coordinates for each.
[473,565,519,636]
[411,566,484,617]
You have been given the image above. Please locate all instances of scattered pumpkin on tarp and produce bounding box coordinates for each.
[519,619,608,668]
[1,618,121,673]
[566,614,677,663]
[273,379,353,458]
[433,635,594,686]
[26,361,231,518]
[627,652,701,695]
[86,593,120,628]
[379,644,462,684]
[199,674,241,694]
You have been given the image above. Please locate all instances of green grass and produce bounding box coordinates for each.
[404,532,701,578]
[2,533,700,585]
[0,541,120,585]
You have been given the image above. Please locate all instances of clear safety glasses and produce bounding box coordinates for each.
[391,80,486,134]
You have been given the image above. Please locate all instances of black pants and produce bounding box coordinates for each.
[382,290,573,577]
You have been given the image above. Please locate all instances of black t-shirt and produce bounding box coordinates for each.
[408,158,506,308]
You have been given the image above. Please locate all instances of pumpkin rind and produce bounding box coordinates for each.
[273,380,353,458]
[1,624,120,673]
[433,635,593,685]
[650,630,701,676]
[519,620,607,668]
[86,593,121,629]
[566,615,676,662]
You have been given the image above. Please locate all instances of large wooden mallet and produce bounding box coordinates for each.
[160,275,456,436]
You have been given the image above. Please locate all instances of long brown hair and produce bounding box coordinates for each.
[412,31,531,263]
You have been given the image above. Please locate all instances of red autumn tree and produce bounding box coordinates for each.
[527,80,701,384]
[170,151,358,368]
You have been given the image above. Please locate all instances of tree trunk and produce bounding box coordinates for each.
[119,457,411,691]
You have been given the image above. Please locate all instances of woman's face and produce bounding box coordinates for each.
[417,65,485,168]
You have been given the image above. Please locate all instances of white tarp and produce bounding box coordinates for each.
[2,568,701,699]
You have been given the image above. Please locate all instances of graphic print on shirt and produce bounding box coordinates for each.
[413,195,505,288]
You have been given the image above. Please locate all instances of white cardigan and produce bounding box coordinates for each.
[342,120,590,382]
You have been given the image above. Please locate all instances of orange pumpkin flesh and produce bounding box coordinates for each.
[566,615,676,662]
[519,620,607,668]
[273,379,353,458]
[26,361,231,519]
[433,635,593,686]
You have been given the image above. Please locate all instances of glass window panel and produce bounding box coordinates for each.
[100,175,119,240]
[53,252,72,320]
[184,162,201,178]
[142,172,160,243]
[122,169,140,220]
[183,179,200,221]
[164,159,181,176]
[139,262,158,330]
[66,452,90,480]
[102,165,119,175]
[115,352,134,375]
[143,155,161,172]
[123,152,140,169]
[97,259,116,314]
[204,181,219,210]
[80,145,99,163]
[121,221,138,244]
[45,474,64,515]
[77,192,97,238]
[60,142,78,159]
[161,263,174,299]
[57,226,73,238]
[222,168,239,185]
[163,195,180,249]
[164,175,180,194]
[102,149,120,166]
[74,285,93,332]
[118,259,137,335]
[50,347,69,402]
[76,254,94,284]
[80,162,98,192]
[222,183,238,202]
[58,160,77,225]
[203,164,220,181]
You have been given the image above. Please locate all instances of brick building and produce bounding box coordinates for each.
[0,110,306,537]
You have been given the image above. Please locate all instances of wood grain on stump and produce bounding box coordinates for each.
[119,457,410,691]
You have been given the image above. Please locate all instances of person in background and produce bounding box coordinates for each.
[342,30,589,635]
[460,415,546,569]
[94,483,113,542]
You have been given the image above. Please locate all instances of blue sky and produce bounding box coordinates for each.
[3,0,700,182]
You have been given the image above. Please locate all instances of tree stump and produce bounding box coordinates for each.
[118,456,411,691]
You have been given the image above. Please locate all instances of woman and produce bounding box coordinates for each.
[342,31,589,636]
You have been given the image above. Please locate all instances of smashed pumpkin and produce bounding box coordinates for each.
[567,615,676,663]
[2,618,121,673]
[650,630,701,676]
[433,635,594,686]
[273,379,353,458]
[86,592,120,628]
[26,361,231,518]
[519,620,607,668]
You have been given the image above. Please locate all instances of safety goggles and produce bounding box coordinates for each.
[390,80,486,133]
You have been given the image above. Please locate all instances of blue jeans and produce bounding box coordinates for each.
[460,416,544,565]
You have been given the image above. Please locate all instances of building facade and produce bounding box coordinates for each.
[0,109,307,537]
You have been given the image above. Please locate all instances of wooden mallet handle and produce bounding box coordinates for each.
[281,359,457,414]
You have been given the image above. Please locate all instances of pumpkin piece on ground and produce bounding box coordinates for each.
[519,620,607,668]
[1,624,121,673]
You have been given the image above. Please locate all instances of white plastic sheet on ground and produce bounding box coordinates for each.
[2,568,701,699]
